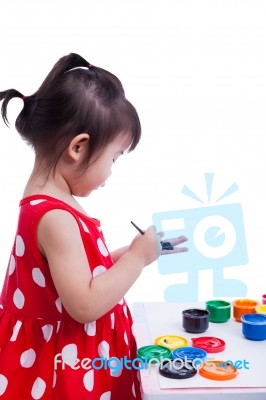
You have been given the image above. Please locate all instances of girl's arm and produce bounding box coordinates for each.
[110,246,129,263]
[38,209,161,323]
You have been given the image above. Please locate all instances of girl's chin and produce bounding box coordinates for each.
[93,183,105,191]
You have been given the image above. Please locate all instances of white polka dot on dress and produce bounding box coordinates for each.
[42,324,53,342]
[132,382,136,397]
[20,348,36,368]
[56,321,61,333]
[98,340,110,359]
[32,268,46,287]
[13,288,25,309]
[31,377,46,399]
[10,320,22,342]
[52,371,56,388]
[79,218,90,233]
[84,321,96,336]
[8,255,16,275]
[97,238,109,257]
[30,199,46,206]
[99,391,111,400]
[55,298,62,313]
[110,313,115,329]
[124,331,128,345]
[61,344,78,367]
[0,374,8,395]
[83,370,94,392]
[110,367,122,378]
[92,265,107,277]
[15,235,25,257]
[123,305,128,318]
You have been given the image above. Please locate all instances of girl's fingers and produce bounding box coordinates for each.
[161,246,188,255]
[169,236,188,246]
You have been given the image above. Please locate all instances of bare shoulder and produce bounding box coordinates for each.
[38,208,79,229]
[37,208,84,256]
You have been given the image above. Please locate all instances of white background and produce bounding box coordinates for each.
[0,1,266,308]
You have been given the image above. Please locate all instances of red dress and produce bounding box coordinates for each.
[0,195,142,400]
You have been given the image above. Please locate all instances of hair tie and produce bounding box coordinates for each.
[88,63,93,69]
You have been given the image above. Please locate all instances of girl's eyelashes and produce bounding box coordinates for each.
[113,151,124,163]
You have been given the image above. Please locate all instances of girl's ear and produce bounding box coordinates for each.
[67,133,90,161]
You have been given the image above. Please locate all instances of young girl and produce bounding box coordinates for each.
[0,53,187,399]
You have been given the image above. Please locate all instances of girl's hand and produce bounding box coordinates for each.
[161,236,188,255]
[128,225,163,266]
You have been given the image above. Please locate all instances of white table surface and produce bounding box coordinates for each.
[132,302,266,400]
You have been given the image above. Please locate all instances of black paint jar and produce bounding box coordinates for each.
[182,308,210,333]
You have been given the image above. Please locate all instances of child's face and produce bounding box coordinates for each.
[71,134,130,197]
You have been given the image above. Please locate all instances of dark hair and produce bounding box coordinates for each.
[0,53,141,172]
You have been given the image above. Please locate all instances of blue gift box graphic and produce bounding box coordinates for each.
[152,173,248,301]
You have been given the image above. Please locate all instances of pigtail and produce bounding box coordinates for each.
[38,53,92,93]
[0,89,24,126]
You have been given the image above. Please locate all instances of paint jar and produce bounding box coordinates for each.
[262,294,266,305]
[182,309,210,333]
[241,313,266,341]
[205,300,231,323]
[232,299,259,322]
[256,305,266,316]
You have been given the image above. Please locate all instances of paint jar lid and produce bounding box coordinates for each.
[199,360,238,380]
[159,359,197,379]
[172,346,207,362]
[137,345,171,363]
[155,335,188,350]
[191,336,226,353]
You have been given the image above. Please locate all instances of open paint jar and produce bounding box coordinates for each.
[241,313,266,341]
[205,300,231,323]
[232,299,259,322]
[256,305,266,316]
[262,294,266,305]
[182,308,210,333]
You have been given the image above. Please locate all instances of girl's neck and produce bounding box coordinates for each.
[23,160,87,214]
